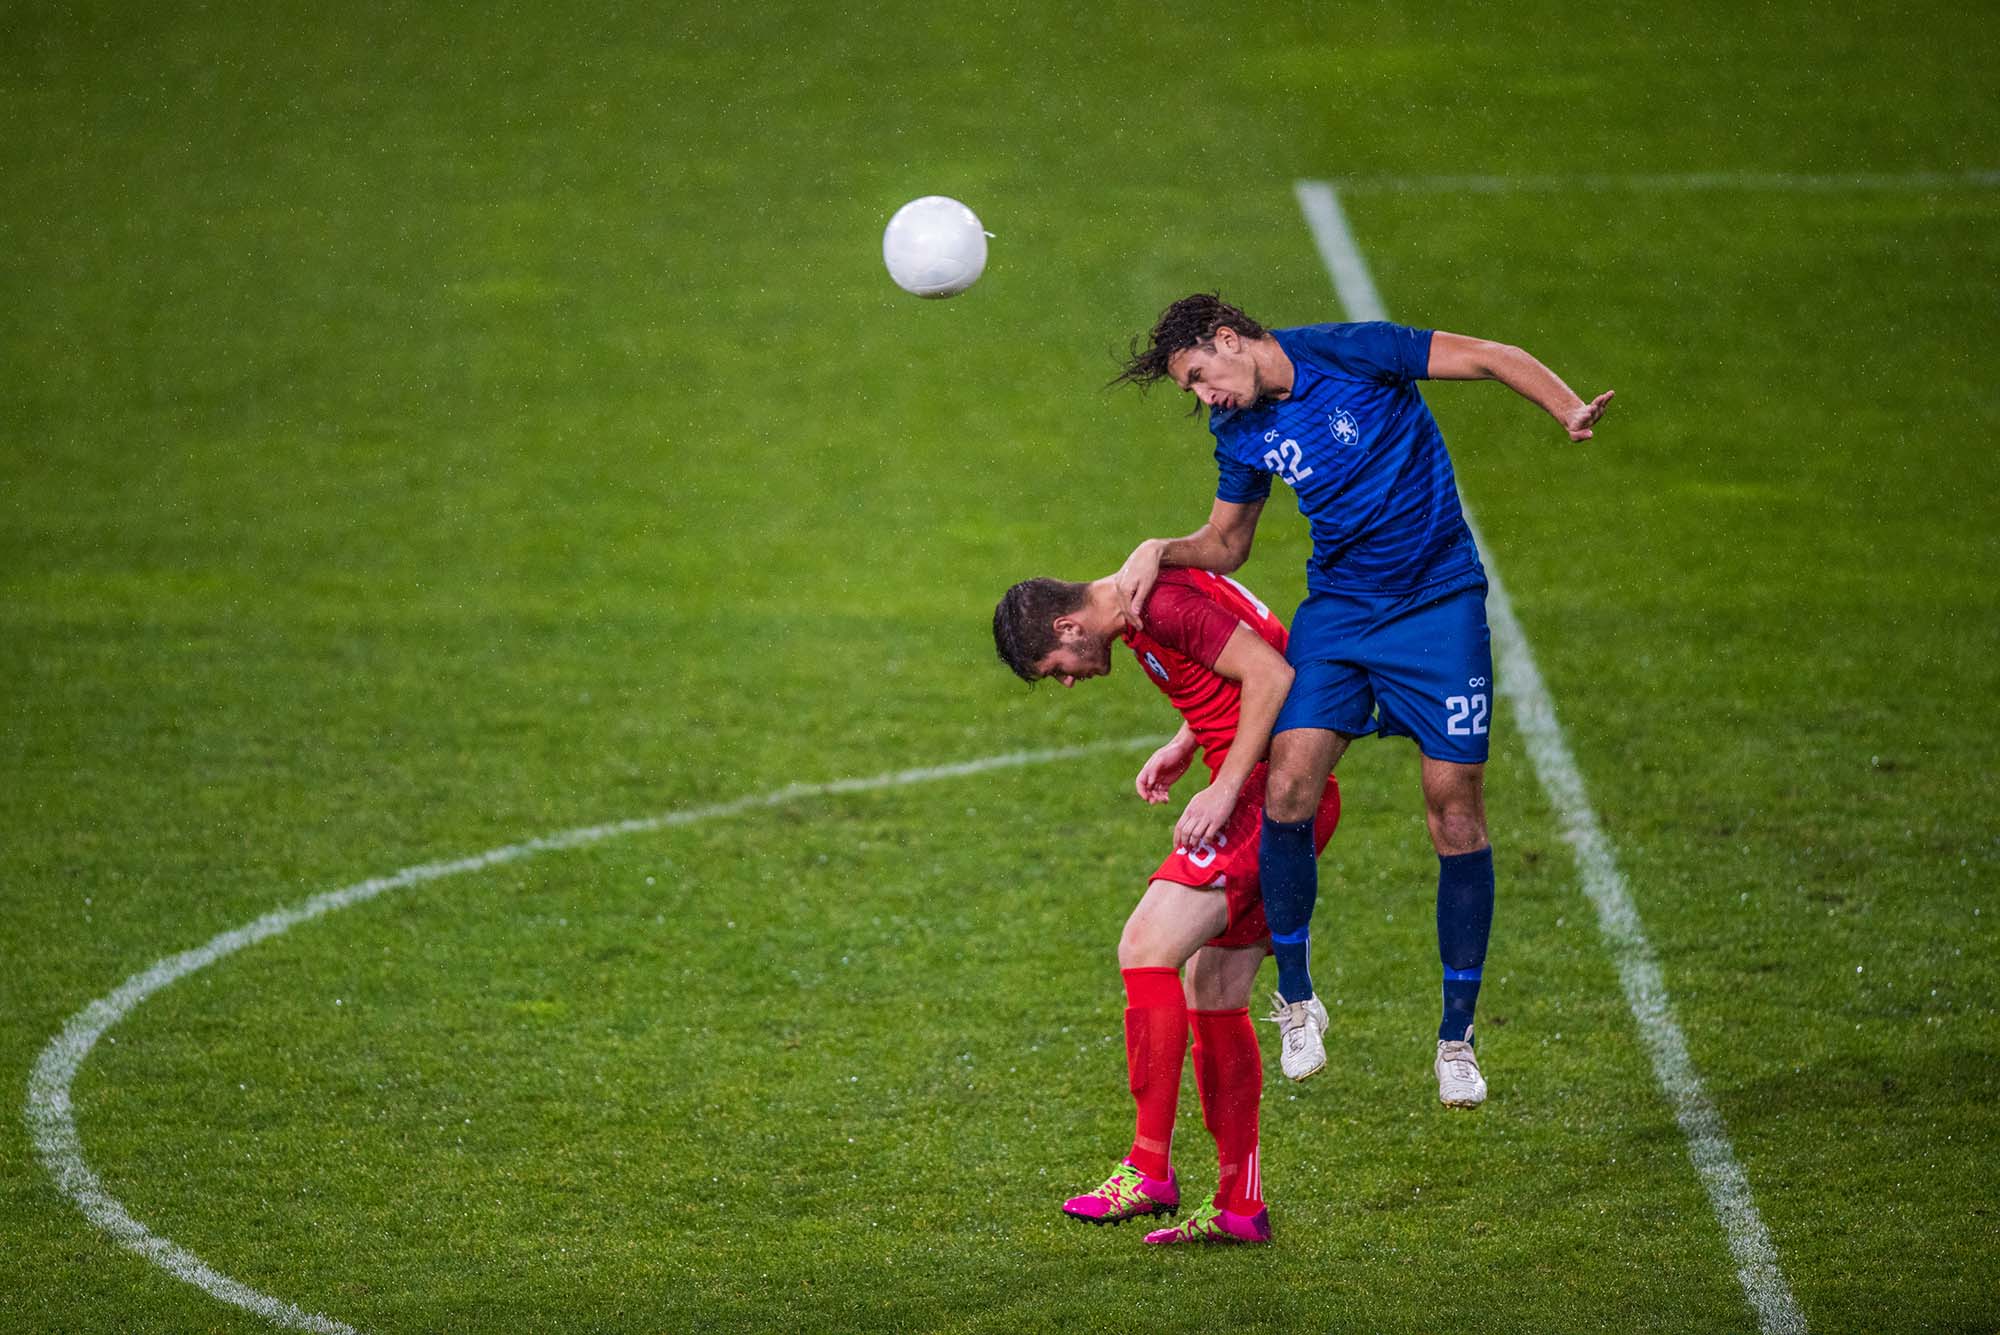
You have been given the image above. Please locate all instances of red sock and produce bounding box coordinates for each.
[1121,967,1187,1181]
[1191,1007,1263,1213]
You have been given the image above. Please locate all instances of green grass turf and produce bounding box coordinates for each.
[4,1,1998,1331]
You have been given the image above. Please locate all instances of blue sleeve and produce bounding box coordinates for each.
[1213,434,1272,505]
[1286,321,1433,384]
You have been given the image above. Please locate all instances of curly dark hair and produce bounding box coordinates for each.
[1109,292,1269,391]
[992,577,1090,683]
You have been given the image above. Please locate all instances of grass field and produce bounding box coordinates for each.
[5,2,1999,1331]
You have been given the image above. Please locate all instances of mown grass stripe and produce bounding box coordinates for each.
[25,737,1153,1333]
[1294,177,1808,1335]
[1331,168,2000,194]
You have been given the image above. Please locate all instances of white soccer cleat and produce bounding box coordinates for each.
[1265,991,1329,1082]
[1434,1030,1487,1108]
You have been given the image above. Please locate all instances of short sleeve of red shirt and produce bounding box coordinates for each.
[1140,577,1244,669]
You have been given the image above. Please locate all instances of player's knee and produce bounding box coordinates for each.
[1181,948,1252,1010]
[1422,766,1486,854]
[1117,915,1175,970]
[1265,766,1323,824]
[1425,800,1488,856]
[1180,952,1219,1008]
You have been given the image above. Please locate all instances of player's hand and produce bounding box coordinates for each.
[1564,389,1615,441]
[1113,540,1164,631]
[1135,741,1196,804]
[1174,781,1239,851]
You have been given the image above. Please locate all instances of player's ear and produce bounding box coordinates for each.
[1213,325,1239,354]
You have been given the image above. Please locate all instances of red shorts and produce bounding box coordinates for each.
[1150,765,1342,949]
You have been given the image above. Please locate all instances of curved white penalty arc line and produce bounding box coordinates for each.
[26,737,1154,1335]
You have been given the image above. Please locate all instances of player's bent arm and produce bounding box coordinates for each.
[1206,623,1294,797]
[1426,331,1615,442]
[1115,498,1266,628]
[1160,497,1265,574]
[1171,623,1294,848]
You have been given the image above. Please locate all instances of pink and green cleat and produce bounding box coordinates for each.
[1061,1159,1179,1225]
[1143,1201,1272,1245]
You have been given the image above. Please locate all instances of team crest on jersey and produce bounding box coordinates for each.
[1143,651,1170,682]
[1328,408,1361,448]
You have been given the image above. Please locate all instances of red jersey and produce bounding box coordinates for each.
[1122,569,1287,776]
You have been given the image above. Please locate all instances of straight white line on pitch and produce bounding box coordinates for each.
[1294,178,1808,1335]
[25,737,1154,1335]
[1329,168,2000,194]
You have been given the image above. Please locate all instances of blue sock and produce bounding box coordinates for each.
[1437,846,1495,1043]
[1260,813,1319,1002]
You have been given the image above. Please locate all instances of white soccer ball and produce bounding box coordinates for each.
[882,196,989,298]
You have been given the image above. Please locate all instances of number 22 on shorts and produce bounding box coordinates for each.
[1445,678,1490,737]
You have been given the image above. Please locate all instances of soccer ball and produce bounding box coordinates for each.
[882,196,988,298]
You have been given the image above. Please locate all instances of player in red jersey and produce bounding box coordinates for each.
[992,567,1341,1245]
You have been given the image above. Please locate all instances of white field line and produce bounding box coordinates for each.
[1331,168,2000,194]
[26,736,1154,1334]
[1294,178,1808,1335]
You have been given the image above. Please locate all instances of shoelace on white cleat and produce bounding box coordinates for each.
[1262,992,1314,1029]
[1437,1043,1482,1088]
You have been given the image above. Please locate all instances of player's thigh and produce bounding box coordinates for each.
[1368,586,1495,766]
[1266,728,1349,821]
[1182,942,1268,1011]
[1119,879,1231,969]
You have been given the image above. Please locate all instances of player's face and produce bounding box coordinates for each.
[1168,330,1263,412]
[1034,627,1114,688]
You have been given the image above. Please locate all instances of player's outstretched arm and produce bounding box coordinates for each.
[1427,331,1615,441]
[1172,622,1293,849]
[1136,724,1198,805]
[1114,498,1266,630]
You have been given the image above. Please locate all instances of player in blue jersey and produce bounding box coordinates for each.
[1111,293,1613,1102]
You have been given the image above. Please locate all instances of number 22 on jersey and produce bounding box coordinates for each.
[1263,438,1314,487]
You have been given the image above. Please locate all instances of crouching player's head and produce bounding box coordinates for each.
[992,577,1122,687]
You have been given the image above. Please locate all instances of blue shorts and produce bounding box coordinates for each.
[1273,582,1494,764]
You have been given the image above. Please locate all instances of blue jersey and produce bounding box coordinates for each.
[1210,322,1485,597]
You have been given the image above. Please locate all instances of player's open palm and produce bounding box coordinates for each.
[1135,743,1194,805]
[1565,389,1615,441]
[1174,783,1237,851]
